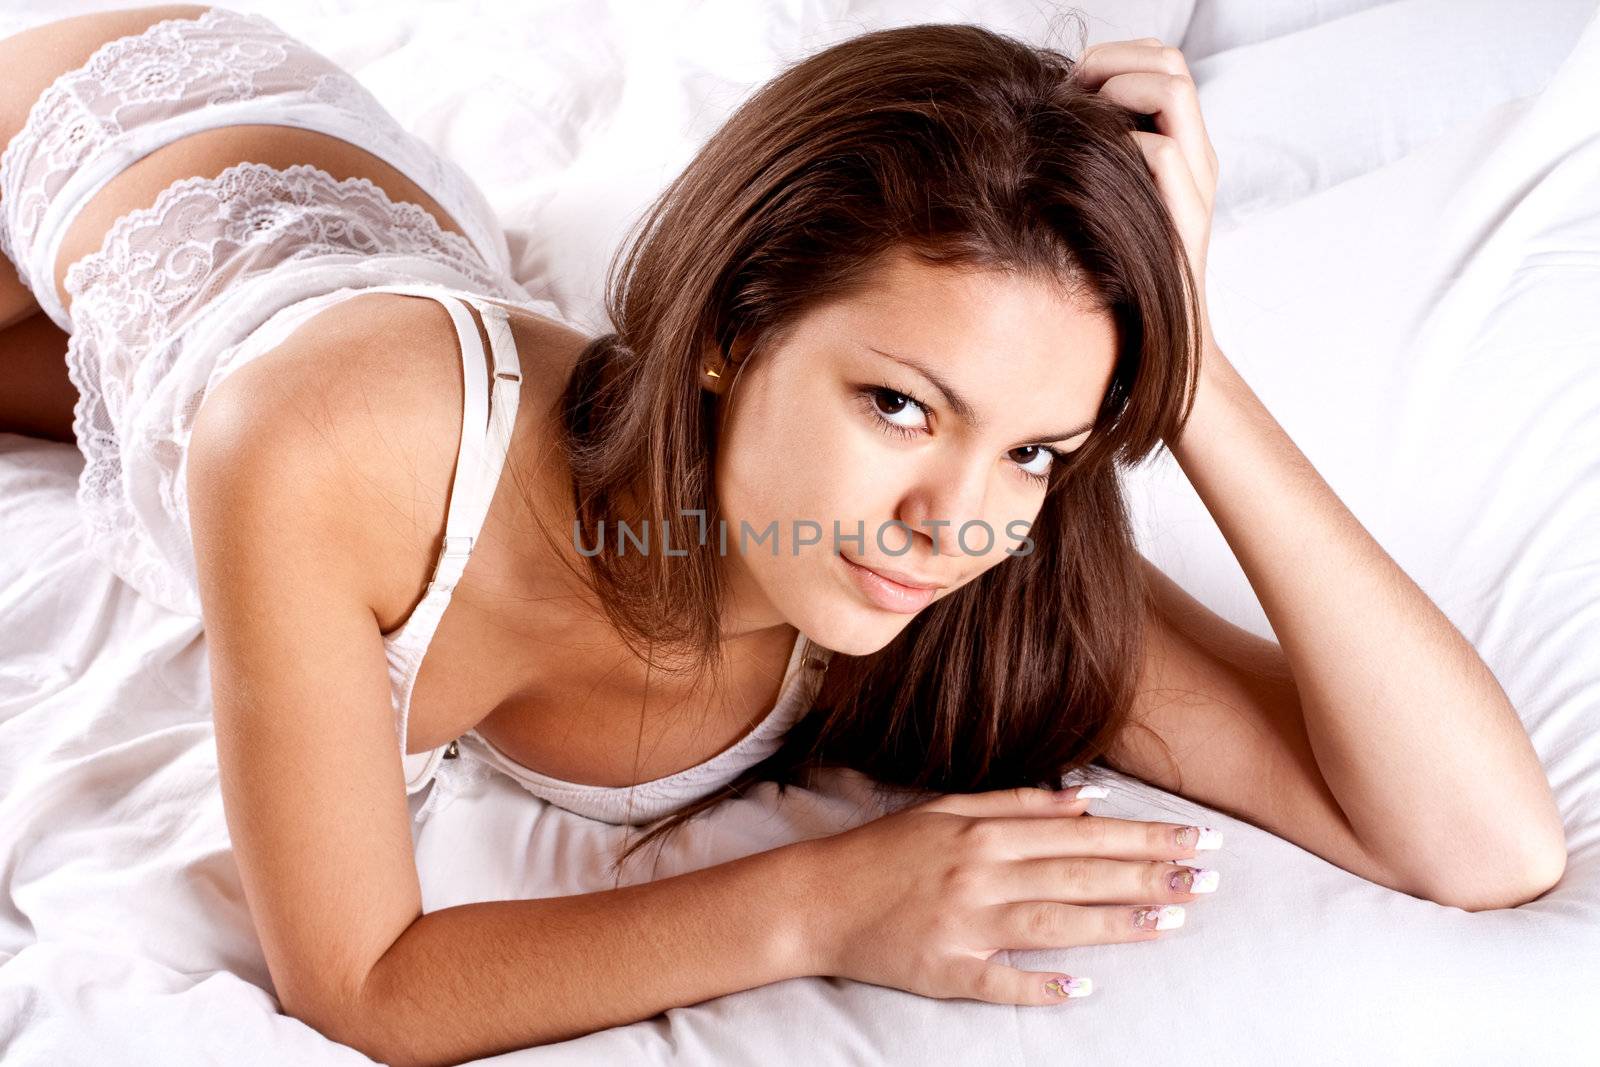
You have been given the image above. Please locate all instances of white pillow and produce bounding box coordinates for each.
[1196,0,1598,227]
[813,0,1197,50]
[1181,0,1398,59]
[258,0,1202,333]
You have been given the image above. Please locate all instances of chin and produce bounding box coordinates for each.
[811,622,905,658]
[783,575,921,657]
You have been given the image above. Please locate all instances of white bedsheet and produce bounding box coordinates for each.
[2,1,1598,1063]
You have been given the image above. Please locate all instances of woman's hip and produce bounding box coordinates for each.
[0,5,512,332]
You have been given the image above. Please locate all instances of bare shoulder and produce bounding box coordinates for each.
[188,292,587,627]
[182,291,488,1041]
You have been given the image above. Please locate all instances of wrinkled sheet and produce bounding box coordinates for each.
[2,1,1598,1063]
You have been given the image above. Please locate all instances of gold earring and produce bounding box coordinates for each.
[703,362,722,380]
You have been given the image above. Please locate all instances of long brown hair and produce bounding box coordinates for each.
[529,16,1200,872]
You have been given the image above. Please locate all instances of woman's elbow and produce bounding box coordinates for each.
[278,972,394,1065]
[1420,841,1568,912]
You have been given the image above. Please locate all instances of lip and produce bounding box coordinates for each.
[849,559,943,590]
[840,555,944,614]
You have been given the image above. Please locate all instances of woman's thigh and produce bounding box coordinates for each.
[0,6,213,327]
[0,311,73,442]
[0,4,471,321]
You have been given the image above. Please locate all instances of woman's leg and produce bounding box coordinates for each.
[0,259,37,334]
[0,6,214,329]
[0,3,471,439]
[0,6,213,435]
[0,312,73,442]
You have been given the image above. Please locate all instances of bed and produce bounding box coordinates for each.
[2,1,1597,1063]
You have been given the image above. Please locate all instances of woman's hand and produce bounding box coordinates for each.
[1075,38,1221,358]
[793,784,1222,1006]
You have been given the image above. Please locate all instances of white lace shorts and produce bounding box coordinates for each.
[0,7,540,618]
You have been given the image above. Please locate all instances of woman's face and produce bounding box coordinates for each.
[709,247,1118,655]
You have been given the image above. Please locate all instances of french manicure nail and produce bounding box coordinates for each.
[1174,825,1223,850]
[1044,975,1093,998]
[1170,867,1220,893]
[1132,904,1185,930]
[1076,785,1109,799]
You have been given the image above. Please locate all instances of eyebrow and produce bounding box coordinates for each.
[866,345,1096,445]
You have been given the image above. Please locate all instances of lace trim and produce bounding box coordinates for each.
[0,5,510,312]
[413,752,495,823]
[63,161,505,319]
[60,161,521,620]
[0,8,276,287]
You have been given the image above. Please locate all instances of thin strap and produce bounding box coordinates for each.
[432,296,521,593]
[426,295,491,594]
[394,289,522,799]
[356,284,522,596]
[370,283,521,794]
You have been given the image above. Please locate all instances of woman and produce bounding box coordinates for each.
[0,6,1564,1064]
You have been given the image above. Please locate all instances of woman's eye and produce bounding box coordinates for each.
[1010,444,1056,480]
[867,387,929,432]
[859,383,1069,486]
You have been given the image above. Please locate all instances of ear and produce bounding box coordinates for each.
[700,333,754,397]
[700,348,732,397]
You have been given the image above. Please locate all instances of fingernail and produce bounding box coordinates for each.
[1075,785,1109,799]
[1173,825,1224,850]
[1169,867,1220,893]
[1132,904,1186,930]
[1044,975,1093,998]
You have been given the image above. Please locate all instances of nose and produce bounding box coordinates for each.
[895,456,992,559]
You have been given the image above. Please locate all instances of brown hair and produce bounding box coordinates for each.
[534,15,1200,873]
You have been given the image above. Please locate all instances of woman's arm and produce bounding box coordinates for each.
[1157,347,1566,903]
[1078,38,1565,907]
[188,319,817,1067]
[358,849,812,1066]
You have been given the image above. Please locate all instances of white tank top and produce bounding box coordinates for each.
[338,283,832,826]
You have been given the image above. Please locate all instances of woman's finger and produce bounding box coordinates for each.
[1076,44,1219,183]
[1131,125,1207,218]
[995,855,1222,905]
[927,784,1107,819]
[937,954,1095,1006]
[1078,36,1165,66]
[983,898,1191,949]
[1130,129,1211,283]
[1093,71,1215,210]
[1071,40,1220,349]
[1074,39,1183,90]
[980,813,1225,862]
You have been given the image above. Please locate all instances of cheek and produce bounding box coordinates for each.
[713,378,1038,563]
[965,514,1033,566]
[713,382,858,537]
[932,494,1041,572]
